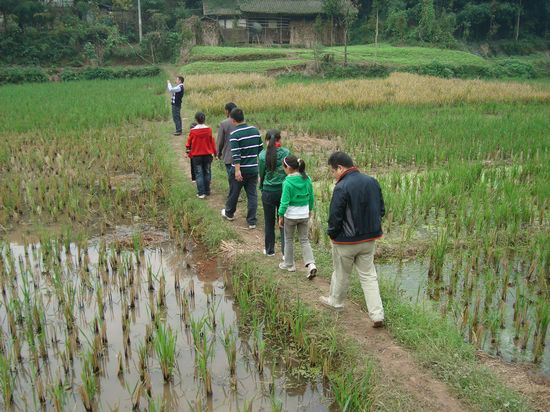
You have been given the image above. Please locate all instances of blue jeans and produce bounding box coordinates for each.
[224,172,257,225]
[192,155,212,196]
[171,104,182,133]
[262,190,284,255]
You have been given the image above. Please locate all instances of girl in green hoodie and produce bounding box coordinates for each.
[278,155,317,279]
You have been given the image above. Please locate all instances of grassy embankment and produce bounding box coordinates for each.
[183,44,548,77]
[183,64,550,411]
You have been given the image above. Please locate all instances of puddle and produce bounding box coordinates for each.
[0,239,329,411]
[379,261,550,374]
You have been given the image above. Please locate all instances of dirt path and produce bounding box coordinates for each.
[169,136,469,411]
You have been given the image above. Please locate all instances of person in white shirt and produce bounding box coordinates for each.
[166,76,184,136]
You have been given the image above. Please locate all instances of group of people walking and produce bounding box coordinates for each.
[168,76,386,328]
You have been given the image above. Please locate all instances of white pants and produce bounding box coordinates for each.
[329,241,384,322]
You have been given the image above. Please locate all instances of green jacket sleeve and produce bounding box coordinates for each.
[308,178,314,211]
[278,181,290,216]
[258,153,265,190]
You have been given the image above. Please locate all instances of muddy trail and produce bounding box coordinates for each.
[169,136,468,411]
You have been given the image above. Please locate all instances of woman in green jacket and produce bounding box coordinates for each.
[259,130,290,257]
[278,155,317,279]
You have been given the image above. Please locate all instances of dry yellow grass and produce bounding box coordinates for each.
[184,73,274,93]
[188,73,550,113]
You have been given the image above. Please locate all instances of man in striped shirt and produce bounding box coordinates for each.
[221,108,263,229]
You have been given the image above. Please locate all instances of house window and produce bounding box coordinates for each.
[225,19,234,29]
[268,20,277,29]
[237,19,247,28]
[218,19,224,27]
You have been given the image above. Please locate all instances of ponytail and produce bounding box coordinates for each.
[265,129,280,172]
[283,155,308,180]
[297,158,307,180]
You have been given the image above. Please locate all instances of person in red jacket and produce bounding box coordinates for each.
[186,112,216,198]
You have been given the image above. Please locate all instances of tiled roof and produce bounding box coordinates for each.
[203,0,241,16]
[203,0,323,16]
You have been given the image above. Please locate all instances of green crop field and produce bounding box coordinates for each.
[1,43,549,411]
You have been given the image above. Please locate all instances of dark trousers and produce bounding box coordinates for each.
[224,172,257,225]
[192,155,212,196]
[191,160,196,181]
[171,104,182,133]
[262,190,284,255]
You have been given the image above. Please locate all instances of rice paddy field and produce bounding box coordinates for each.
[185,70,550,372]
[1,44,549,411]
[0,77,334,410]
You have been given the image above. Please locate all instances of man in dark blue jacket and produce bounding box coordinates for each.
[320,152,385,328]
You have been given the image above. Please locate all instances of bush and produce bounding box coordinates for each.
[403,60,534,79]
[321,62,391,79]
[59,66,161,81]
[0,67,48,85]
[490,59,537,79]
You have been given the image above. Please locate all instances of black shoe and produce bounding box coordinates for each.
[173,132,182,136]
[372,320,384,329]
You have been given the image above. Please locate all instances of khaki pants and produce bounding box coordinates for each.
[329,241,384,322]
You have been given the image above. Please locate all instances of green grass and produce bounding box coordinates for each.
[182,59,309,74]
[190,45,312,60]
[325,44,488,66]
[0,77,166,133]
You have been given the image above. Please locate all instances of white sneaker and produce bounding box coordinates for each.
[248,225,256,229]
[221,209,234,221]
[263,249,275,257]
[278,262,296,272]
[306,263,317,280]
[319,296,344,310]
[196,194,206,199]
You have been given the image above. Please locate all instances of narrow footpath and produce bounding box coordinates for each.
[169,135,468,411]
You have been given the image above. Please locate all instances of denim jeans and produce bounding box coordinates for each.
[283,217,315,267]
[190,160,196,181]
[171,104,182,133]
[261,190,284,255]
[192,155,212,196]
[224,172,257,225]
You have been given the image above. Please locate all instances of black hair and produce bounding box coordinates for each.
[229,108,244,123]
[177,75,184,83]
[265,129,281,172]
[195,112,205,124]
[327,151,354,169]
[283,155,307,180]
[224,102,237,114]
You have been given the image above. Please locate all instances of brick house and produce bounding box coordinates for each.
[202,0,343,47]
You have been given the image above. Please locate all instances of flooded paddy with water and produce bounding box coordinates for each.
[0,229,329,411]
[379,259,550,374]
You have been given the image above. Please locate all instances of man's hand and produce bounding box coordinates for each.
[235,169,243,182]
[278,217,284,228]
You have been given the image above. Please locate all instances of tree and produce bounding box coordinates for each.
[418,0,435,42]
[514,0,522,41]
[323,0,358,65]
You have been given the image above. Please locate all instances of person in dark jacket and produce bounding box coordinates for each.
[320,152,386,328]
[216,102,238,178]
